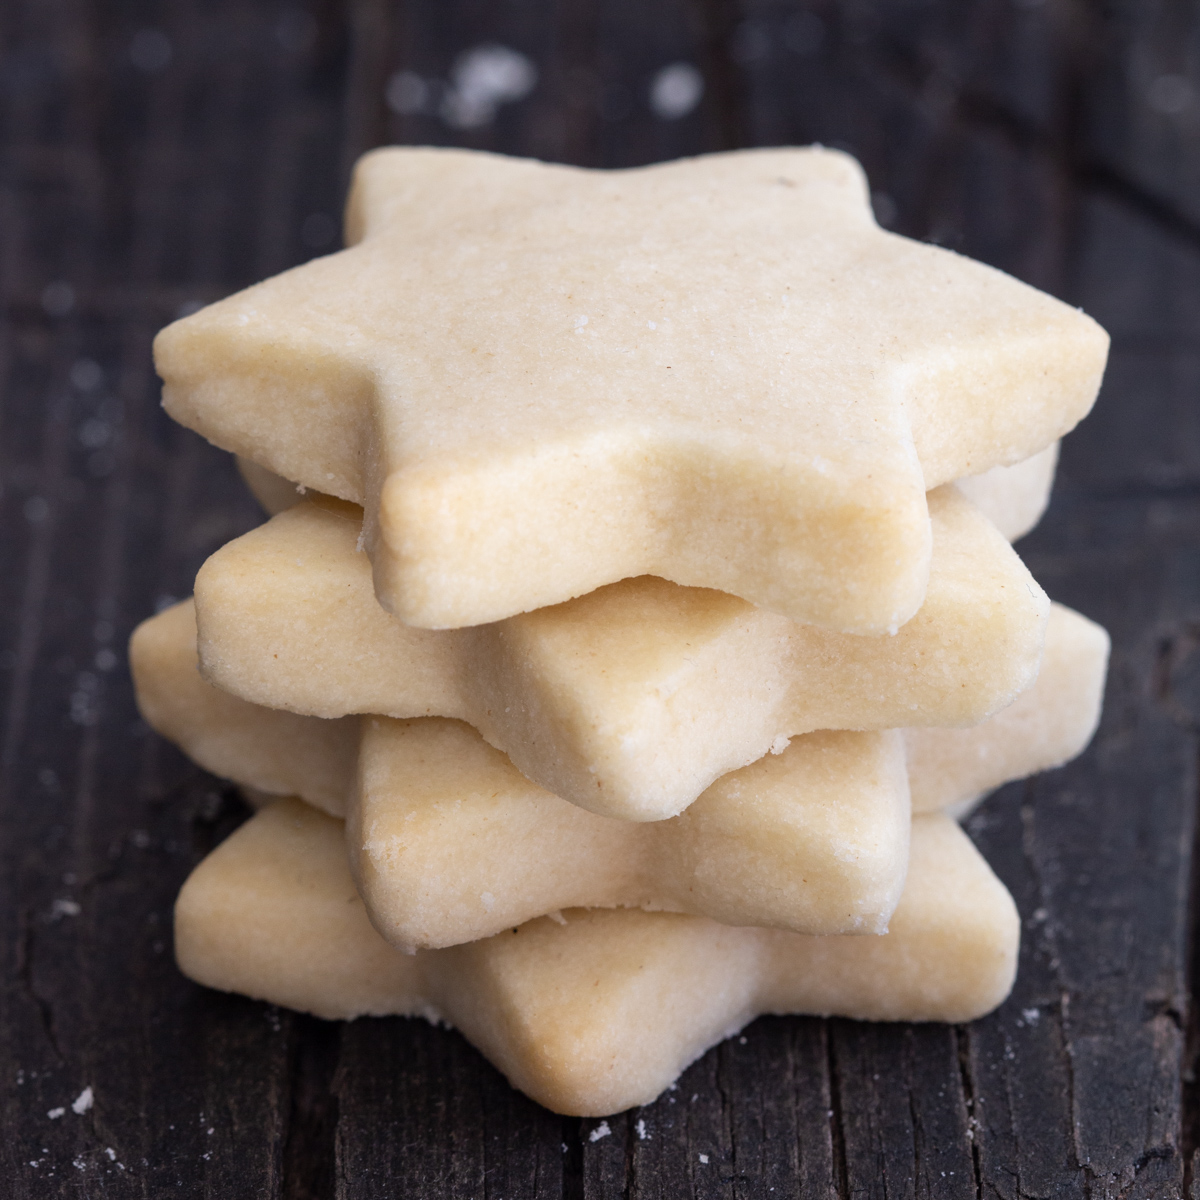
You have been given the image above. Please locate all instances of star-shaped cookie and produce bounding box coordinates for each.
[131,597,1106,825]
[155,147,1107,632]
[237,438,1062,542]
[193,485,1049,820]
[175,799,1019,1116]
[131,598,1107,948]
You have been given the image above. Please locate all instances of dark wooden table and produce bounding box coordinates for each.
[2,1,1198,1195]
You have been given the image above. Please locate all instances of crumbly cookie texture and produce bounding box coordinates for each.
[175,799,1019,1116]
[156,147,1107,633]
[193,485,1048,821]
[131,599,1106,947]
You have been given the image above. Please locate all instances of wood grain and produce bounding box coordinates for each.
[0,1,1195,1196]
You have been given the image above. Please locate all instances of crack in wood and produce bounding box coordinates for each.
[1180,736,1200,1200]
[561,1115,584,1200]
[825,1025,850,1200]
[15,908,65,1065]
[956,1027,984,1200]
[1057,990,1092,1186]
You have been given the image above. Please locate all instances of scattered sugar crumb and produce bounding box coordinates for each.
[546,910,567,925]
[1022,1008,1040,1025]
[769,735,789,755]
[636,1118,649,1141]
[738,1036,748,1045]
[47,1108,65,1120]
[72,1087,93,1115]
[589,1121,611,1142]
[105,1148,116,1161]
[50,898,81,919]
[699,1153,709,1164]
[295,484,306,495]
[647,320,657,330]
[650,63,703,120]
[355,530,366,553]
[441,45,537,128]
[573,314,589,333]
[480,891,496,912]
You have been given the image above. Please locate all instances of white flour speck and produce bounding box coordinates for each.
[650,63,703,119]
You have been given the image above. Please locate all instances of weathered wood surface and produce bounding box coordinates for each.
[0,1,1196,1196]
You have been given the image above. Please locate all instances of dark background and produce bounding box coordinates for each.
[2,1,1199,1196]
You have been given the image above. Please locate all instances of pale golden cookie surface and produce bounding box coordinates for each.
[157,147,1106,632]
[131,599,1107,948]
[176,799,1019,1116]
[194,485,1049,820]
[957,441,1059,542]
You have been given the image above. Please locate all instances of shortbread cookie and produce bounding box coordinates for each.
[131,600,1105,946]
[136,598,911,939]
[132,599,357,815]
[348,721,910,946]
[236,455,305,516]
[175,799,1019,1115]
[194,485,1049,820]
[236,441,1061,537]
[345,599,1105,944]
[344,604,1102,947]
[156,146,1107,633]
[907,603,1109,817]
[131,598,1106,823]
[957,441,1058,542]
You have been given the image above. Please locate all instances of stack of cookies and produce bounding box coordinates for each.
[129,147,1111,1117]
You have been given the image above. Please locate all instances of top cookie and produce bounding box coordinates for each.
[155,147,1107,632]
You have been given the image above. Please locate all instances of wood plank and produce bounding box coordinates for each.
[1082,0,1200,229]
[0,1,351,1195]
[1,1,1197,1196]
[335,1019,567,1198]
